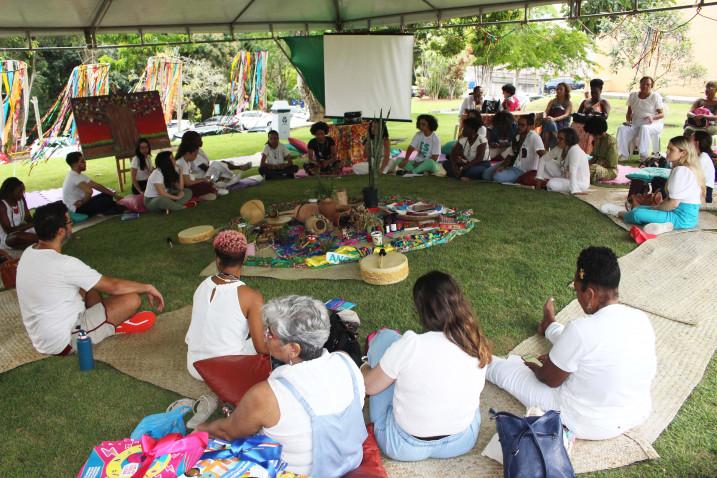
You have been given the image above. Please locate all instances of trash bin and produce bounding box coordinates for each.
[272,109,291,140]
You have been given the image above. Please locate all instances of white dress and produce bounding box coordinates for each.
[537,145,590,194]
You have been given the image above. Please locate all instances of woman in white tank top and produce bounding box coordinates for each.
[0,178,36,249]
[185,230,266,380]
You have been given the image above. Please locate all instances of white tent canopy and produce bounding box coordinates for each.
[1,0,563,37]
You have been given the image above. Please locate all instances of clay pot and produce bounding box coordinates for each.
[319,198,338,225]
[293,203,320,223]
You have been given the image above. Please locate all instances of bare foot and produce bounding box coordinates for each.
[537,297,556,336]
[238,162,252,171]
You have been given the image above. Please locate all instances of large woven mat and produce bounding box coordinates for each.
[577,186,717,231]
[200,261,362,281]
[0,289,44,374]
[384,232,717,477]
[617,231,717,325]
[93,306,211,400]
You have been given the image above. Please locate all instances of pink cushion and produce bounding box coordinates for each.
[117,194,147,213]
[288,137,309,155]
[193,354,271,405]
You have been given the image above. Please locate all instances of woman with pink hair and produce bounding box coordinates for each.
[185,230,266,380]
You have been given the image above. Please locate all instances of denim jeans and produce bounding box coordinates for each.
[483,164,523,183]
[367,329,481,461]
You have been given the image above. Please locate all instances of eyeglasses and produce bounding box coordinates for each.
[264,328,281,342]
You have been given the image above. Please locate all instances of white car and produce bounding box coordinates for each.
[237,110,273,132]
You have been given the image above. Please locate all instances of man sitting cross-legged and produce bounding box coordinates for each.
[17,201,164,356]
[62,151,125,216]
[487,246,657,440]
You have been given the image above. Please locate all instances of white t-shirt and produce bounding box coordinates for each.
[459,96,482,117]
[458,132,489,163]
[130,155,153,181]
[549,304,656,440]
[190,149,210,177]
[379,330,485,437]
[410,132,441,163]
[627,92,664,127]
[62,170,92,212]
[175,158,193,179]
[564,145,590,194]
[699,152,715,189]
[262,143,290,165]
[508,130,545,172]
[144,169,166,198]
[265,351,365,474]
[17,247,102,354]
[667,165,702,205]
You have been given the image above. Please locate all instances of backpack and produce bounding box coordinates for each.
[324,311,363,367]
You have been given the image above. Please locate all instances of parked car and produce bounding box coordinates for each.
[236,110,273,132]
[167,119,195,139]
[543,77,585,95]
[173,116,241,139]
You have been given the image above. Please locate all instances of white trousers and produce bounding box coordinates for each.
[486,322,565,412]
[536,157,563,181]
[616,123,663,158]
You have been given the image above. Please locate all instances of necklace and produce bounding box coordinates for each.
[216,271,241,282]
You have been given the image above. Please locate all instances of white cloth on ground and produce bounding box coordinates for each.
[264,350,365,475]
[185,277,256,380]
[17,246,102,354]
[379,330,486,437]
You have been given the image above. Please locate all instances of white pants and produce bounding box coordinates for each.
[536,156,563,181]
[616,123,663,158]
[486,322,565,412]
[206,161,238,181]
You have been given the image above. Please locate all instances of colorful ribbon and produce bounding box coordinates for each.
[201,435,284,478]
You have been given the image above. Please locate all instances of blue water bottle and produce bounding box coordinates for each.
[76,327,95,371]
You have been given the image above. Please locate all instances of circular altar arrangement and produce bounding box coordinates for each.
[360,251,409,285]
[178,225,215,244]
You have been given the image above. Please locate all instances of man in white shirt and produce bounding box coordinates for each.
[259,130,299,180]
[616,76,665,161]
[17,201,164,356]
[62,152,124,216]
[487,247,657,440]
[458,86,486,122]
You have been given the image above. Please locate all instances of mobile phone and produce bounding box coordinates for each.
[522,354,543,367]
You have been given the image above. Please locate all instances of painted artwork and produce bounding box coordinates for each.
[71,91,170,159]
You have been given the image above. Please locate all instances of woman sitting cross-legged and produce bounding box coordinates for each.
[362,271,491,461]
[143,151,193,213]
[616,76,664,162]
[534,127,590,194]
[197,295,367,477]
[541,82,574,149]
[130,138,153,195]
[259,130,299,180]
[585,116,618,184]
[622,135,705,234]
[0,178,37,250]
[487,247,656,440]
[175,133,221,201]
[185,230,266,380]
[396,114,441,175]
[482,113,545,183]
[487,110,517,160]
[444,117,489,181]
[305,121,341,176]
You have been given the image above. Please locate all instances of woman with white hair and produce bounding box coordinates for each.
[197,295,367,477]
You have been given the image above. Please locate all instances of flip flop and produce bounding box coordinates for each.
[166,398,195,413]
[186,394,219,429]
[115,311,156,334]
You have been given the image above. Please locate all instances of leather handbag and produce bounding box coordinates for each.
[491,409,575,478]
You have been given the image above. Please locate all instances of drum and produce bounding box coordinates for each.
[177,225,215,244]
[240,199,266,225]
[359,251,409,285]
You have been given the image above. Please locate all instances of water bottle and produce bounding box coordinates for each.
[76,327,95,371]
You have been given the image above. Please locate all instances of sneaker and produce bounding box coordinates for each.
[600,203,624,216]
[183,199,198,209]
[644,222,674,235]
[186,394,219,429]
[216,188,229,196]
[238,162,252,171]
[199,193,217,201]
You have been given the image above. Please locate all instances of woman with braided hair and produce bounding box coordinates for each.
[185,230,266,380]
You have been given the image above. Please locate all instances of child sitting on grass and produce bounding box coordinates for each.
[395,114,441,175]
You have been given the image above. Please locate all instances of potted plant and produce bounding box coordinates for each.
[363,110,389,208]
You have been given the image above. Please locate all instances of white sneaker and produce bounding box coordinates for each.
[600,203,624,216]
[644,222,674,235]
[199,193,217,201]
[216,188,229,196]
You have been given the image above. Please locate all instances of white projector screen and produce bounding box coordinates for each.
[324,35,414,121]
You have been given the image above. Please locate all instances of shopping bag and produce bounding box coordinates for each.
[130,405,191,440]
[76,438,143,478]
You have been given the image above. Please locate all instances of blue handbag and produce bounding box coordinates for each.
[491,409,575,478]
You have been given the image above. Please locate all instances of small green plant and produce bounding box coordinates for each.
[314,176,336,200]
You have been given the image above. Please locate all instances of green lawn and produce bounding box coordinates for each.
[1,99,715,478]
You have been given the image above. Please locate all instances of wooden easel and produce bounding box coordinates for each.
[115,156,132,192]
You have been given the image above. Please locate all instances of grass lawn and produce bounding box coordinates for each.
[1,99,715,477]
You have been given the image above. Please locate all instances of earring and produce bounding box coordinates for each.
[289,358,294,366]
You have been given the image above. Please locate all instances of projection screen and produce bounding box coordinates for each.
[323,34,414,121]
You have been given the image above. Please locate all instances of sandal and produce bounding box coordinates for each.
[186,394,219,429]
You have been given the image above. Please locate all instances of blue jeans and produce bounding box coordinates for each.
[623,202,700,230]
[367,329,481,461]
[482,163,523,183]
[463,162,493,180]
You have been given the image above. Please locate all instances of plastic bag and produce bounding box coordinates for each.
[130,405,191,440]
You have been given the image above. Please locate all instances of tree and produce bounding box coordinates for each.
[606,12,704,87]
